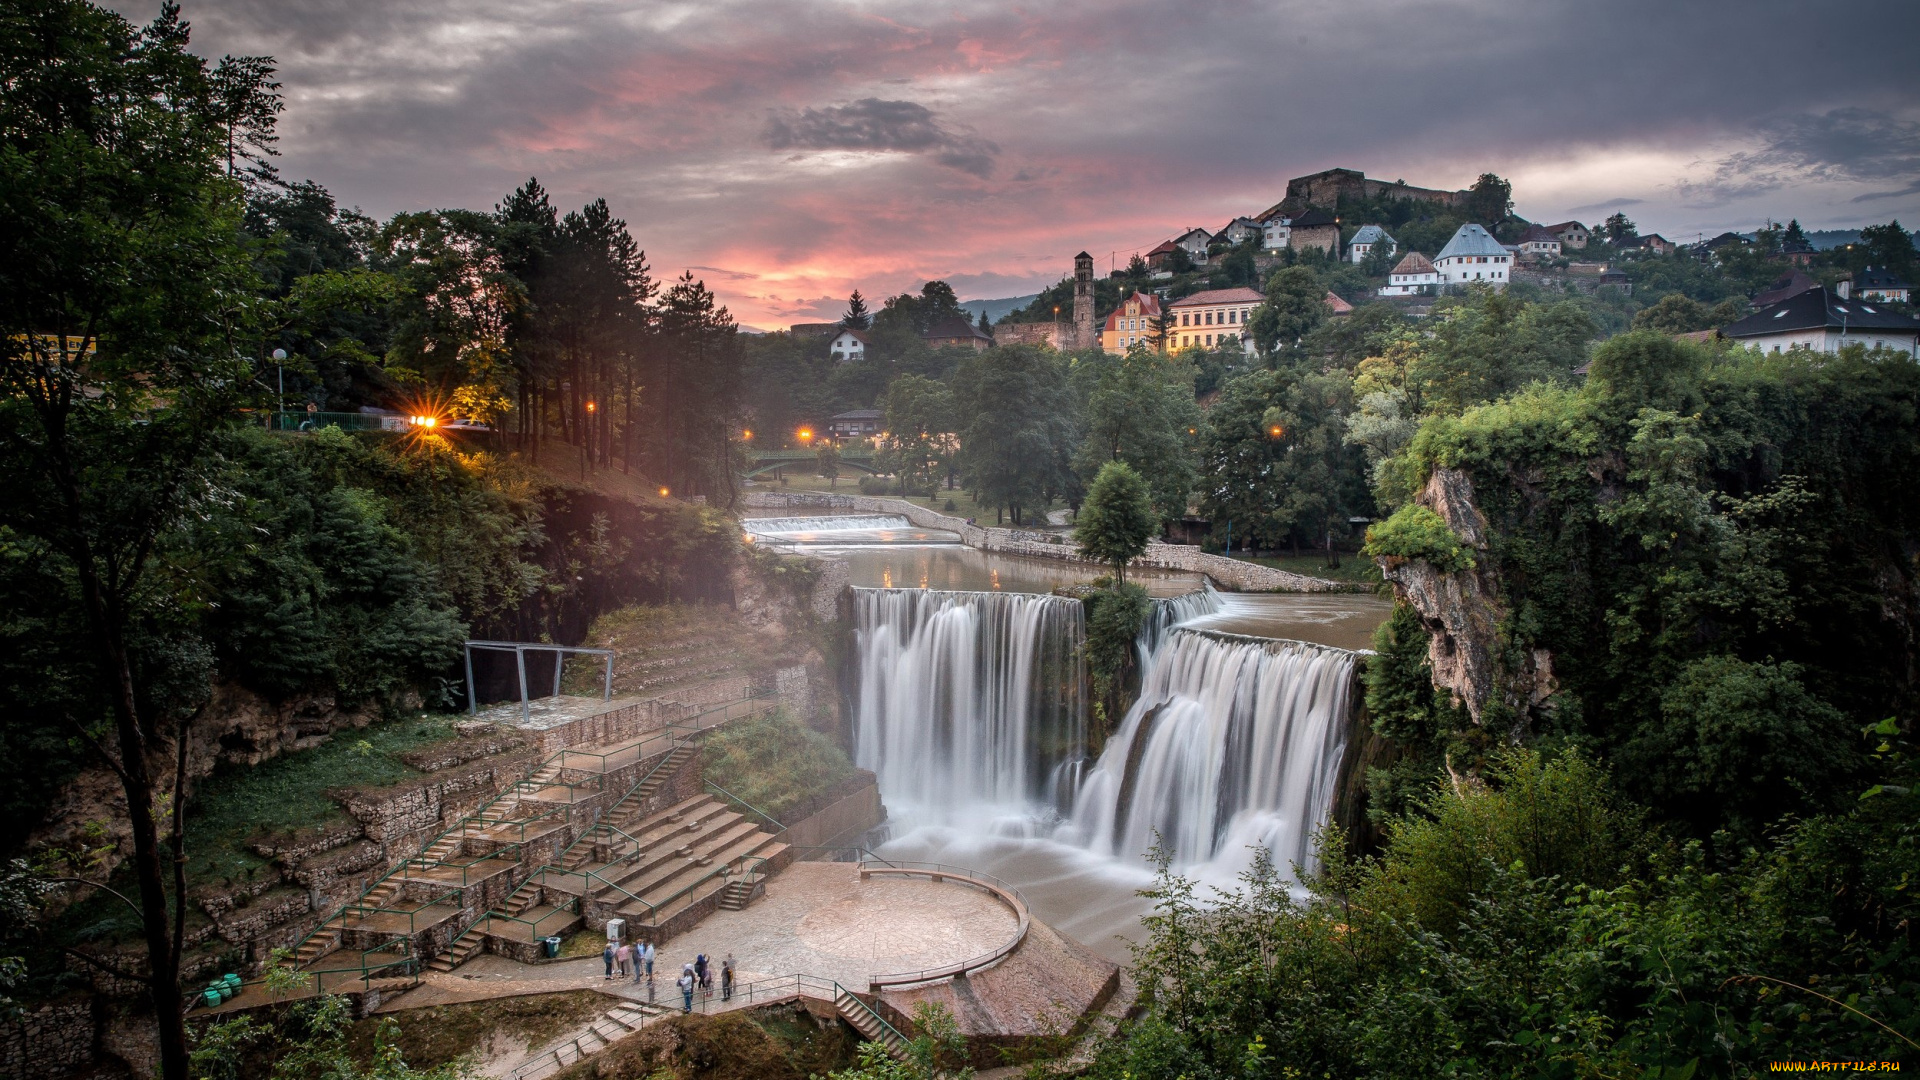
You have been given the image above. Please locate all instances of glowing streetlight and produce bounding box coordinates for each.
[410,415,438,428]
[742,429,753,440]
[1268,424,1284,438]
[585,401,597,414]
[659,486,670,498]
[797,427,814,443]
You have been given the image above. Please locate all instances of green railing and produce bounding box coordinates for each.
[476,894,580,943]
[463,802,570,847]
[393,846,523,889]
[340,885,461,939]
[705,781,788,835]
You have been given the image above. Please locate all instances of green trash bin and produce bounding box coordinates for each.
[202,989,223,1009]
[542,936,562,959]
[222,973,241,990]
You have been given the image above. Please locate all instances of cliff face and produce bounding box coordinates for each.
[30,682,390,883]
[1377,467,1554,738]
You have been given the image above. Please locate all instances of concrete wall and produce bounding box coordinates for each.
[741,491,1355,592]
[783,776,885,849]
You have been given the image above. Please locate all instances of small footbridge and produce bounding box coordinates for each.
[743,449,883,478]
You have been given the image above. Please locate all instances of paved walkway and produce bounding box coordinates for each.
[384,862,1016,1013]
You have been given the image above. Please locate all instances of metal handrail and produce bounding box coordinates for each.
[393,846,523,889]
[784,845,896,865]
[704,781,788,834]
[550,866,659,924]
[341,885,463,938]
[858,860,1031,989]
[475,895,579,942]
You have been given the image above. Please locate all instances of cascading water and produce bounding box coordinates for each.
[852,588,1086,822]
[1065,630,1355,877]
[744,514,913,536]
[853,584,1356,876]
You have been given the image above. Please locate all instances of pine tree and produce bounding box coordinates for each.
[841,290,871,330]
[977,309,991,334]
[1076,461,1157,584]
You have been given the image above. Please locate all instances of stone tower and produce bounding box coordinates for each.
[1073,251,1095,350]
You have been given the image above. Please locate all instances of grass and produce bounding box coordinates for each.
[702,712,856,824]
[552,1008,858,1080]
[752,471,1063,527]
[560,602,810,699]
[184,713,458,885]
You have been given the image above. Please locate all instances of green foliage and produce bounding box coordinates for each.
[952,345,1077,524]
[1092,745,1920,1078]
[192,994,470,1079]
[1074,461,1155,580]
[879,374,956,495]
[1070,349,1200,520]
[701,712,855,823]
[825,1002,971,1080]
[1463,172,1513,226]
[1082,582,1150,690]
[1363,506,1473,572]
[1246,266,1325,357]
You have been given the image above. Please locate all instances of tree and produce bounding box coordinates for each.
[841,289,871,330]
[1603,212,1638,244]
[1076,461,1156,584]
[1858,220,1916,279]
[0,5,275,1075]
[880,374,956,496]
[1631,293,1712,334]
[1464,172,1513,226]
[952,345,1076,524]
[1073,348,1200,521]
[815,438,841,487]
[1262,370,1369,564]
[1246,266,1326,358]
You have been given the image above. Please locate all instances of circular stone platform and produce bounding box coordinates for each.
[666,861,1018,990]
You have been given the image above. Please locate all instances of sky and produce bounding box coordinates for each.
[130,0,1920,330]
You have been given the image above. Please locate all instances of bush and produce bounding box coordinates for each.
[1362,505,1474,572]
[702,712,856,823]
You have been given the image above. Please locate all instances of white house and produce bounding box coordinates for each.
[1434,224,1512,287]
[1258,211,1291,252]
[1378,252,1440,296]
[1348,224,1397,264]
[1218,217,1264,245]
[1514,224,1563,259]
[828,328,867,362]
[1720,286,1920,356]
[1172,227,1213,258]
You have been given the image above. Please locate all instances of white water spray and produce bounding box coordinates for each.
[852,589,1086,822]
[1066,629,1354,877]
[744,514,913,536]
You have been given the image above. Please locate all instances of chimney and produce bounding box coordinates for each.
[1837,279,1851,300]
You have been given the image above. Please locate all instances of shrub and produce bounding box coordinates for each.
[1362,505,1474,572]
[702,711,856,823]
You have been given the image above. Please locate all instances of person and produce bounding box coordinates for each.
[632,941,646,984]
[678,964,695,1013]
[721,953,735,1002]
[602,942,615,981]
[614,941,630,978]
[643,941,655,980]
[694,953,708,990]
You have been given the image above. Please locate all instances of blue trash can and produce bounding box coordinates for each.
[543,936,562,959]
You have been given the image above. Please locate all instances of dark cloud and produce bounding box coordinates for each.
[132,0,1920,324]
[763,98,999,178]
[1682,108,1920,207]
[1568,197,1645,215]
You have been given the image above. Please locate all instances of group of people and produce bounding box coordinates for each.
[602,938,736,1013]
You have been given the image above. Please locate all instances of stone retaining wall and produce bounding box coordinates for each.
[741,492,1353,592]
[0,1000,92,1080]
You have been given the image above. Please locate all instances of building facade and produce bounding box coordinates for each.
[828,328,866,362]
[1547,221,1590,248]
[1379,252,1439,295]
[1348,224,1397,264]
[1168,287,1263,353]
[1721,286,1920,356]
[1102,291,1164,354]
[1434,224,1512,287]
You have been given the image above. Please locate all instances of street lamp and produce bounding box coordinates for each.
[272,348,287,420]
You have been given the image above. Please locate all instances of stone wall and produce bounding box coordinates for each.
[782,776,885,849]
[0,1000,92,1080]
[741,492,1355,592]
[991,322,1063,348]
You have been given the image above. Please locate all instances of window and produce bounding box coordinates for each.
[1204,311,1213,325]
[1205,334,1213,346]
[1228,309,1237,324]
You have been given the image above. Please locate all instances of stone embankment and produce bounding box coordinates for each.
[741,491,1356,592]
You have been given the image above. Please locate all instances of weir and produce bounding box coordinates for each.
[744,514,913,536]
[851,586,1359,881]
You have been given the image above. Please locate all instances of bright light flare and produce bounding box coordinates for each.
[659,486,670,498]
[797,427,814,443]
[410,415,439,428]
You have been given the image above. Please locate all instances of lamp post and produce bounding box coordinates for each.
[272,348,287,425]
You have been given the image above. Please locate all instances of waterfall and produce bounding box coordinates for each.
[852,588,1087,821]
[852,584,1358,884]
[744,514,912,536]
[1067,629,1355,875]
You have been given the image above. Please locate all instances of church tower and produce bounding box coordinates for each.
[1073,251,1095,350]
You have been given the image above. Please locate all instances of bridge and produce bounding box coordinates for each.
[744,449,883,478]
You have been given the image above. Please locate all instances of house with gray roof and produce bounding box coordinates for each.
[1348,225,1397,264]
[1721,286,1919,356]
[1434,224,1512,288]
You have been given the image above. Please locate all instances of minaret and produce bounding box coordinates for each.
[1073,251,1095,349]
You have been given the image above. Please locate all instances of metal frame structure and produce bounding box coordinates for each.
[463,640,615,721]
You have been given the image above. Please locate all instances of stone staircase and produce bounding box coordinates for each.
[577,794,788,936]
[604,746,696,828]
[428,879,542,973]
[717,878,760,912]
[289,876,402,966]
[835,988,908,1058]
[510,1000,666,1080]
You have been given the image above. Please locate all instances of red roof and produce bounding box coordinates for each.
[1147,239,1180,256]
[1103,291,1163,331]
[1324,291,1354,315]
[1390,252,1436,276]
[1168,287,1264,308]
